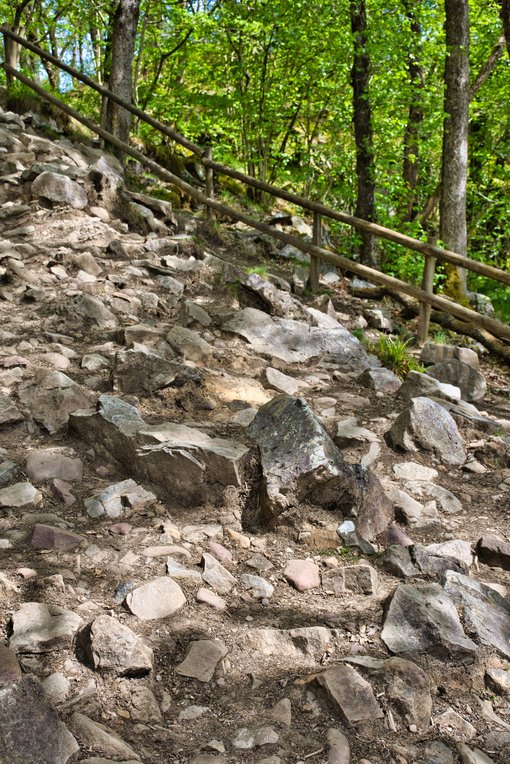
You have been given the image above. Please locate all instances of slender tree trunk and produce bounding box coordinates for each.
[500,0,510,58]
[350,0,379,267]
[440,0,470,299]
[401,0,424,222]
[103,0,140,157]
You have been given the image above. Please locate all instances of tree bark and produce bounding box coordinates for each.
[440,0,470,299]
[500,0,510,59]
[350,0,379,267]
[401,0,424,222]
[103,0,140,157]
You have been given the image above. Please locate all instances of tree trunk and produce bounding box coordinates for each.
[103,0,140,157]
[401,0,424,222]
[500,0,510,59]
[439,0,470,300]
[350,0,379,267]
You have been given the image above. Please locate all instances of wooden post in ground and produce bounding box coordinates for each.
[418,254,436,343]
[308,211,321,292]
[204,147,214,220]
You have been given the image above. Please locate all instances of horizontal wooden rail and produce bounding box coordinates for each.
[2,25,510,290]
[4,63,510,344]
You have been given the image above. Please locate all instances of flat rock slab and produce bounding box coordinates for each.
[19,371,94,434]
[25,449,83,482]
[68,712,140,761]
[201,552,237,594]
[175,639,228,682]
[225,307,372,370]
[0,675,79,763]
[83,615,153,676]
[314,664,384,726]
[381,583,478,661]
[245,626,333,664]
[443,571,510,659]
[84,479,156,519]
[125,576,186,620]
[0,482,42,509]
[10,602,84,653]
[387,396,466,466]
[31,523,84,551]
[70,395,249,506]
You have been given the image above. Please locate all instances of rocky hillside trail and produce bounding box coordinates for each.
[0,105,510,764]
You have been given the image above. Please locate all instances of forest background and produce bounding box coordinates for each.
[2,0,510,318]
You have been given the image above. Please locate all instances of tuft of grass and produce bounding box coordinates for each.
[431,329,452,345]
[246,265,269,279]
[351,327,365,342]
[367,335,425,378]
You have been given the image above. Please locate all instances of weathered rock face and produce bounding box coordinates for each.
[247,395,393,538]
[70,395,249,505]
[421,342,480,370]
[397,370,461,403]
[19,371,95,434]
[225,307,373,370]
[427,359,487,402]
[31,170,88,209]
[82,615,154,676]
[9,602,84,653]
[113,346,201,394]
[0,675,79,764]
[477,535,510,570]
[314,664,384,726]
[238,273,304,318]
[381,583,478,661]
[357,367,402,395]
[387,396,466,466]
[64,293,118,328]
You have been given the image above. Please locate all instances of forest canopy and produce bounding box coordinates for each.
[2,0,510,315]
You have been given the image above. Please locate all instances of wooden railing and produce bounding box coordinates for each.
[2,25,510,346]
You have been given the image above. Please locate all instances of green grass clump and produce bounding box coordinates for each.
[367,335,425,378]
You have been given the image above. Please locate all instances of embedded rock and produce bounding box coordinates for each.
[357,367,402,395]
[175,639,228,682]
[476,535,510,571]
[421,342,480,369]
[381,583,477,660]
[84,479,156,519]
[238,273,303,318]
[374,657,432,731]
[0,675,79,763]
[387,396,466,466]
[31,524,84,551]
[9,602,84,653]
[125,576,186,620]
[65,293,118,328]
[314,664,384,726]
[113,346,201,395]
[397,370,461,403]
[31,171,88,209]
[0,481,42,509]
[83,615,153,676]
[25,449,83,482]
[68,713,140,761]
[0,392,24,425]
[19,371,94,434]
[427,359,486,402]
[0,644,22,685]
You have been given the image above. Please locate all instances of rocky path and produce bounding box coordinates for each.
[0,105,510,764]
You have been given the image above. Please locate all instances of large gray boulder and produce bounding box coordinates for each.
[70,395,249,505]
[31,171,88,209]
[381,583,478,661]
[397,370,461,403]
[387,396,466,466]
[225,307,372,371]
[247,395,393,538]
[427,359,486,402]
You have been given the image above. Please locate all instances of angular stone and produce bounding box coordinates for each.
[247,395,392,539]
[377,545,420,578]
[381,583,477,660]
[315,664,383,726]
[84,479,156,519]
[428,359,486,402]
[485,668,510,695]
[196,587,226,611]
[284,559,320,591]
[393,462,438,482]
[240,573,274,599]
[424,540,473,568]
[377,524,414,548]
[405,480,462,515]
[477,535,510,571]
[31,524,84,551]
[41,672,71,704]
[166,558,202,582]
[443,571,510,659]
[175,639,228,682]
[19,371,94,434]
[398,370,461,403]
[83,615,153,676]
[0,482,42,509]
[128,685,162,723]
[70,395,249,506]
[246,626,332,663]
[0,675,79,763]
[113,346,201,395]
[32,171,87,208]
[322,564,378,595]
[335,417,378,447]
[0,392,24,425]
[68,712,140,761]
[166,325,213,362]
[239,272,303,318]
[436,708,476,739]
[233,726,279,749]
[421,342,480,370]
[25,449,83,482]
[358,367,402,395]
[225,307,372,370]
[201,552,237,594]
[457,744,495,764]
[375,657,432,730]
[0,644,22,685]
[423,741,455,764]
[270,697,292,726]
[387,397,466,466]
[265,367,309,396]
[65,293,118,328]
[10,602,84,653]
[51,479,77,506]
[125,577,186,620]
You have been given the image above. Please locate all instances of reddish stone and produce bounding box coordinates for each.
[378,524,414,548]
[109,522,132,536]
[31,524,84,551]
[0,645,22,686]
[50,479,76,507]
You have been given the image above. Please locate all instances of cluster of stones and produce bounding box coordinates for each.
[0,104,509,764]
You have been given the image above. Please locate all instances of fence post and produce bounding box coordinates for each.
[307,211,321,292]
[204,146,214,220]
[417,253,436,343]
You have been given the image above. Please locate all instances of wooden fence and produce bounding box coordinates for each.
[2,25,510,346]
